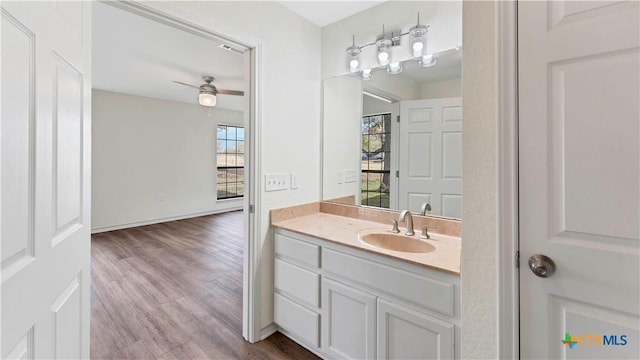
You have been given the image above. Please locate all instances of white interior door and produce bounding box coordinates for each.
[2,2,91,358]
[519,1,639,359]
[398,98,462,217]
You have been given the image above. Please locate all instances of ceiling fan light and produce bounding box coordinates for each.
[199,93,217,107]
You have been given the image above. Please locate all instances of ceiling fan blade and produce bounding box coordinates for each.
[172,80,200,89]
[217,88,245,96]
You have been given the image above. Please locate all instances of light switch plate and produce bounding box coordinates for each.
[265,173,290,192]
[290,172,299,189]
[344,170,358,183]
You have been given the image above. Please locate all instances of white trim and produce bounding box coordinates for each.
[111,1,263,343]
[90,207,242,234]
[496,1,519,359]
[260,322,278,340]
[244,42,264,343]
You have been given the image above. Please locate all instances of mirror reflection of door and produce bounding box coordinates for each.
[360,92,462,219]
[398,98,462,218]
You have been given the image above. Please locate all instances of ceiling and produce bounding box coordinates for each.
[93,2,246,111]
[93,1,389,110]
[277,1,384,27]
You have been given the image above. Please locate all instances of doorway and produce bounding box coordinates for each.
[90,0,262,350]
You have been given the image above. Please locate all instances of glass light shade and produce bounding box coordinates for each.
[387,62,402,75]
[419,54,437,67]
[346,46,361,74]
[409,24,428,58]
[199,93,217,107]
[362,69,372,81]
[376,38,392,66]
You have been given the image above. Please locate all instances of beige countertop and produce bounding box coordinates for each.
[272,212,461,275]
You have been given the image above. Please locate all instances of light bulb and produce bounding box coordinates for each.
[387,62,402,75]
[378,52,389,64]
[362,69,372,80]
[420,54,436,67]
[199,93,217,107]
[349,59,359,69]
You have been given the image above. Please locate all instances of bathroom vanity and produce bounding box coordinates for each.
[271,202,461,359]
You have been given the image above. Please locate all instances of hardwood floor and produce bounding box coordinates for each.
[91,211,319,359]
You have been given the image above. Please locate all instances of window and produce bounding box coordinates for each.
[361,113,392,208]
[216,125,245,200]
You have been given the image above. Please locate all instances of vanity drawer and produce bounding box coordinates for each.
[323,248,454,317]
[275,293,320,348]
[275,232,320,268]
[275,258,320,308]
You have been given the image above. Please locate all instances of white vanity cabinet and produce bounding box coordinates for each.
[273,228,460,360]
[273,231,321,351]
[377,299,454,359]
[322,278,376,359]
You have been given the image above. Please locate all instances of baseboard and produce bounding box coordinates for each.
[260,323,279,341]
[91,206,243,234]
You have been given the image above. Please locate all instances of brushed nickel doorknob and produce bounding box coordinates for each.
[528,254,556,278]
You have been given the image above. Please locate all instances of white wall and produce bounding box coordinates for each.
[92,90,244,231]
[322,1,462,79]
[163,1,322,332]
[364,70,421,100]
[420,77,462,99]
[322,76,362,202]
[460,2,499,358]
[363,94,393,116]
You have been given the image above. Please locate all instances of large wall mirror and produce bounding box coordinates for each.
[322,48,462,219]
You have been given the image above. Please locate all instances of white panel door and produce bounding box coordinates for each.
[399,98,462,218]
[1,2,91,359]
[519,1,639,359]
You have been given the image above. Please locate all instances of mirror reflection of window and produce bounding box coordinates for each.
[361,113,392,208]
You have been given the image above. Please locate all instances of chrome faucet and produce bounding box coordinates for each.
[398,210,415,236]
[419,202,432,216]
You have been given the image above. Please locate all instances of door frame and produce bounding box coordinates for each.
[105,1,264,342]
[496,0,519,358]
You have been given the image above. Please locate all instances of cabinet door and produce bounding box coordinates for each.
[322,278,376,359]
[377,299,454,360]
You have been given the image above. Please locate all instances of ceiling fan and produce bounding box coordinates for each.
[173,75,244,108]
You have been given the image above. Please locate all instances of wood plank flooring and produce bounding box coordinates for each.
[91,211,319,359]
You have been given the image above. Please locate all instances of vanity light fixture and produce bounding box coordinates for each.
[409,13,428,58]
[376,25,392,67]
[346,35,362,74]
[344,12,432,76]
